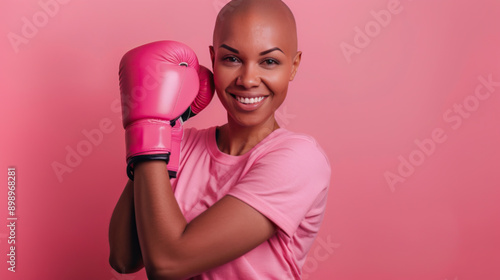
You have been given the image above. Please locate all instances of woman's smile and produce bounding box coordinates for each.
[228,92,270,111]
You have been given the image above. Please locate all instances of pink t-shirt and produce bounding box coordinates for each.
[171,126,331,280]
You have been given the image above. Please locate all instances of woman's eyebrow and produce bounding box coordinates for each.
[219,44,284,55]
[220,44,239,54]
[259,47,284,55]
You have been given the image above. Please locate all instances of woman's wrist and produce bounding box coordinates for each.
[134,160,168,177]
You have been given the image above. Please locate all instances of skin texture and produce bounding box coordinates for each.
[108,1,302,279]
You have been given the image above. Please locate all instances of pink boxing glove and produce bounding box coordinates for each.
[167,65,214,178]
[119,40,201,181]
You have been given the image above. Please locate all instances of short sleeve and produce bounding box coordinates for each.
[226,135,331,237]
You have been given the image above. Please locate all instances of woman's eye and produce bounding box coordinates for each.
[262,59,279,66]
[223,56,239,63]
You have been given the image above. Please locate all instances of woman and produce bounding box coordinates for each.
[109,0,331,279]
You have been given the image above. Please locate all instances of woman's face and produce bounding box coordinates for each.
[210,12,301,128]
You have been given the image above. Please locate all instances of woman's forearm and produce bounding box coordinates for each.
[108,179,144,273]
[133,160,189,279]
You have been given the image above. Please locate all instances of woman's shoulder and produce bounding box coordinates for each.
[256,128,331,171]
[183,125,212,135]
[263,128,319,145]
[262,128,328,155]
[181,126,215,152]
[183,126,214,141]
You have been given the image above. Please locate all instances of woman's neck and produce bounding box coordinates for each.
[217,117,280,156]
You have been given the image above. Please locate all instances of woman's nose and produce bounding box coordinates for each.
[236,64,261,88]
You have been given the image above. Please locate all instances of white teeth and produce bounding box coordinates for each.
[235,96,265,104]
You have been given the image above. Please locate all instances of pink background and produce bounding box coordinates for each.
[1,0,500,279]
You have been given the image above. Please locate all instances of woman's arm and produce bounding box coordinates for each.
[133,160,276,280]
[108,179,144,273]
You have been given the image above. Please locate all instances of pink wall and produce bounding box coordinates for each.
[1,0,499,279]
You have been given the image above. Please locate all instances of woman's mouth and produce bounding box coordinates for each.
[234,95,265,104]
[229,93,269,111]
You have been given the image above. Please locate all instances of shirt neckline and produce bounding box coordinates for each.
[206,126,286,164]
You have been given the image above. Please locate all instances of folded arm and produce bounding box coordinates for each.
[108,179,144,273]
[133,160,276,280]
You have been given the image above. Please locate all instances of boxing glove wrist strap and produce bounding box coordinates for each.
[125,119,173,158]
[125,119,173,181]
[126,154,170,181]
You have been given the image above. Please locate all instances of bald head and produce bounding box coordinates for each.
[213,0,298,53]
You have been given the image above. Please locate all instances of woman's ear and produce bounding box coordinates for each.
[209,46,215,70]
[289,51,302,81]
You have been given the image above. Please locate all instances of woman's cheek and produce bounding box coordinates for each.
[213,70,225,95]
[267,73,289,95]
[214,67,231,89]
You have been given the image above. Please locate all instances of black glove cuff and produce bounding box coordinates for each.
[126,154,170,181]
[168,170,177,179]
[169,107,196,126]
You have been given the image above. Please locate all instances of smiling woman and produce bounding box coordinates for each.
[211,1,301,139]
[108,0,331,279]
